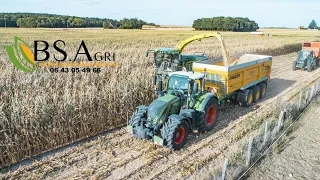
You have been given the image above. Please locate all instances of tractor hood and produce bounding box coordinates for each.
[147,94,177,123]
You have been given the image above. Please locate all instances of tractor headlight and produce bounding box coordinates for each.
[127,125,133,134]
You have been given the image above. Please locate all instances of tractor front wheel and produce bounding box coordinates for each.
[161,117,189,150]
[129,110,146,127]
[292,61,297,71]
[199,98,219,132]
[307,63,313,72]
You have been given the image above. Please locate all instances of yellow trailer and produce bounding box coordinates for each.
[192,54,272,106]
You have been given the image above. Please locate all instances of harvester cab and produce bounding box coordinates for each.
[127,71,219,150]
[293,49,317,72]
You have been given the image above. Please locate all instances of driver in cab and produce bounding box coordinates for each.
[174,80,189,90]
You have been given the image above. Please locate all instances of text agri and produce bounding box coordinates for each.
[34,40,115,61]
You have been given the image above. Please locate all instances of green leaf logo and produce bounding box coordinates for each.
[5,36,37,72]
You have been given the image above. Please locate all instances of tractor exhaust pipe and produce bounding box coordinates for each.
[153,74,157,86]
[159,79,163,97]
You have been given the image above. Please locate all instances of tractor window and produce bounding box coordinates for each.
[148,100,167,120]
[155,53,179,71]
[154,52,164,68]
[168,76,189,90]
[298,51,311,59]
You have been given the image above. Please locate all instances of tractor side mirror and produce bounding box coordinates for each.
[193,82,198,94]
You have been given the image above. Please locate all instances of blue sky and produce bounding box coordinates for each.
[1,0,319,28]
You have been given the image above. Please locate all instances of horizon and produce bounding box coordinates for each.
[0,12,305,28]
[1,0,320,28]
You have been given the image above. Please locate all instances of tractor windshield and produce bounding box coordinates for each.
[168,75,189,90]
[148,100,167,120]
[154,52,179,71]
[298,51,311,60]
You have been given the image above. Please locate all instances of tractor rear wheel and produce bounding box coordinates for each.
[161,116,189,150]
[292,61,297,71]
[199,98,219,132]
[259,82,267,99]
[252,86,261,103]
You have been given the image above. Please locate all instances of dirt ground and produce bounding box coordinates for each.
[2,53,320,179]
[248,97,320,180]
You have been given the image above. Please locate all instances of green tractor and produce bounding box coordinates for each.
[127,71,219,150]
[292,49,318,72]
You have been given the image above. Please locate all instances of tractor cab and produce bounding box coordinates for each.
[167,71,204,96]
[146,48,208,74]
[147,48,181,73]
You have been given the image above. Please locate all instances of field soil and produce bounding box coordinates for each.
[248,97,320,180]
[2,52,320,179]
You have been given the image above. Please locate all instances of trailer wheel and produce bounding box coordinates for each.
[199,98,219,132]
[161,117,189,150]
[259,82,267,99]
[239,89,254,107]
[292,61,297,71]
[252,86,261,103]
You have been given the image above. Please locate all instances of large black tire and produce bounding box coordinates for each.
[199,98,219,132]
[239,89,254,107]
[307,63,312,72]
[259,82,267,99]
[161,116,189,150]
[252,86,261,103]
[129,110,146,127]
[292,61,297,71]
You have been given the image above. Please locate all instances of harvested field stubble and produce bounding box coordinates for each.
[0,28,319,168]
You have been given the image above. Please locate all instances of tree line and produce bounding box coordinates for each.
[0,13,156,29]
[193,17,259,32]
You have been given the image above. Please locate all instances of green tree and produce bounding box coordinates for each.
[103,22,113,29]
[0,13,155,29]
[192,17,258,32]
[120,18,145,29]
[72,18,86,27]
[308,19,318,29]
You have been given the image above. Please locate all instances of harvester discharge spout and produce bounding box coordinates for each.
[175,32,230,66]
